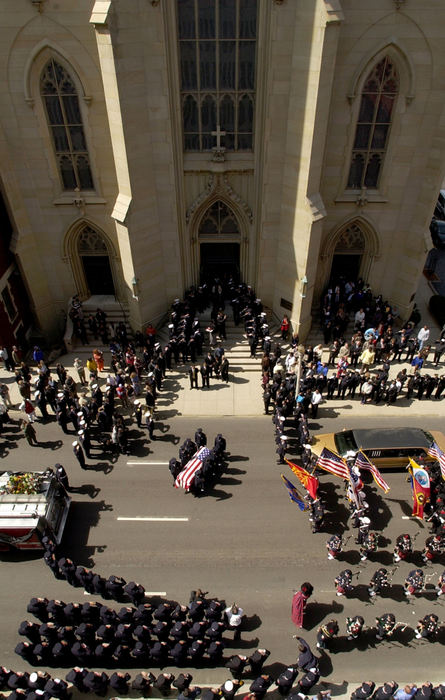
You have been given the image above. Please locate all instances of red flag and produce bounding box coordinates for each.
[408,458,431,519]
[286,460,319,500]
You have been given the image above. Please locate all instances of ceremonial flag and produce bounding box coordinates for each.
[347,465,361,509]
[286,459,319,500]
[280,474,308,511]
[316,447,349,480]
[355,450,390,493]
[427,441,445,481]
[407,458,431,519]
[175,447,211,490]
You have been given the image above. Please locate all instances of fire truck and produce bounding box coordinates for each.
[0,469,71,551]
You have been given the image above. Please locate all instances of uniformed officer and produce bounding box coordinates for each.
[316,619,339,649]
[368,568,390,597]
[346,615,365,641]
[72,441,87,470]
[375,613,396,640]
[415,614,439,640]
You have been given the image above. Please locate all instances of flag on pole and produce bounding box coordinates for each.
[407,458,431,519]
[347,464,361,509]
[316,447,349,480]
[280,474,308,511]
[427,441,445,481]
[355,450,390,493]
[286,459,319,500]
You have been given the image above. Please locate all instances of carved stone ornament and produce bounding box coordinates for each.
[186,174,253,225]
[30,0,45,11]
[393,0,406,8]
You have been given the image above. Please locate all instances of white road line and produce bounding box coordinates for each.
[117,517,189,522]
[127,461,168,465]
[145,592,167,596]
[402,516,416,520]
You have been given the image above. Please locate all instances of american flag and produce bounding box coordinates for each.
[316,447,349,479]
[427,442,445,481]
[355,450,390,493]
[175,447,211,491]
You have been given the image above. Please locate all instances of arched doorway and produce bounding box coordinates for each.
[329,223,366,285]
[198,200,241,282]
[78,225,115,296]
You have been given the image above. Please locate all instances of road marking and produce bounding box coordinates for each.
[402,516,416,520]
[117,517,189,522]
[127,461,168,465]
[145,592,167,596]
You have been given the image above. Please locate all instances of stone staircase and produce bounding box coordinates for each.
[156,306,290,373]
[64,295,132,353]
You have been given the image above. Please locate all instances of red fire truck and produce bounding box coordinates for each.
[0,470,71,551]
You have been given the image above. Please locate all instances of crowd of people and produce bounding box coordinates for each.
[2,276,445,698]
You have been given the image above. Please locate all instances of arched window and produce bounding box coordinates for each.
[177,0,257,152]
[199,201,240,236]
[40,58,94,191]
[347,56,399,190]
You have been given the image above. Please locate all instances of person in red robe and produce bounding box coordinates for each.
[291,582,313,628]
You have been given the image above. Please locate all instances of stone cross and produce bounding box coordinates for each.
[211,125,226,149]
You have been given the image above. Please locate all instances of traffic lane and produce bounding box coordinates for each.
[1,415,444,683]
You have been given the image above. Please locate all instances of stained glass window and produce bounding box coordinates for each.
[177,0,257,152]
[40,59,94,191]
[347,57,399,189]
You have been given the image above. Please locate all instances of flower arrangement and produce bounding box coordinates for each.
[5,473,40,495]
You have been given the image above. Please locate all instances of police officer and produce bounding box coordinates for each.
[72,441,87,470]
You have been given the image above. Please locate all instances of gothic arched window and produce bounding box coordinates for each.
[199,201,240,236]
[347,56,399,190]
[40,58,94,191]
[178,0,257,152]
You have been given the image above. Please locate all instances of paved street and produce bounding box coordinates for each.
[1,407,444,691]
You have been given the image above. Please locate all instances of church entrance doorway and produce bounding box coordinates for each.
[78,225,115,296]
[197,200,242,284]
[200,242,240,283]
[329,223,366,287]
[330,253,362,285]
[81,255,114,295]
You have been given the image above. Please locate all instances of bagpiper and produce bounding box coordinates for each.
[326,534,342,560]
[415,614,439,640]
[346,615,365,641]
[375,613,396,640]
[360,531,377,561]
[393,533,412,563]
[421,534,442,563]
[316,619,339,650]
[368,568,390,597]
[335,569,353,597]
[435,570,445,597]
[404,568,425,597]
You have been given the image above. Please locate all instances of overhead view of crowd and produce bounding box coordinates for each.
[1,274,445,700]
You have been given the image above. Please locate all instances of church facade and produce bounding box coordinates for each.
[1,0,444,342]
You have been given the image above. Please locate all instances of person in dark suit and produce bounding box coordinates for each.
[154,674,175,697]
[65,668,87,693]
[250,675,273,700]
[374,682,399,700]
[189,366,199,389]
[132,672,156,697]
[109,672,131,696]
